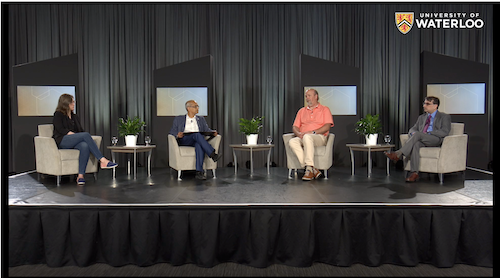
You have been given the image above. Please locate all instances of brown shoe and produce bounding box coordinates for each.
[313,168,322,179]
[406,172,419,182]
[302,169,315,181]
[385,151,400,162]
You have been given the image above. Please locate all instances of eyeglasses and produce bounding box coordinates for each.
[423,102,435,106]
[188,105,199,108]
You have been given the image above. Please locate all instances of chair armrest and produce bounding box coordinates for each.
[34,136,60,157]
[167,134,181,169]
[168,134,180,153]
[325,133,335,150]
[282,133,296,155]
[282,133,295,145]
[438,134,468,172]
[34,136,62,174]
[207,135,222,151]
[282,133,301,169]
[91,135,102,149]
[400,134,409,147]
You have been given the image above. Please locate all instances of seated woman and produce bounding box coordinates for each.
[52,94,117,185]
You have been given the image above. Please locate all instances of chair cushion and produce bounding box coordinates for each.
[59,149,81,161]
[419,147,441,159]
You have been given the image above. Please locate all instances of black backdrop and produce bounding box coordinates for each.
[11,54,79,173]
[152,55,213,168]
[421,51,490,170]
[300,54,361,167]
[6,3,494,174]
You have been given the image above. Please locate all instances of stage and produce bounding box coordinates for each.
[8,166,493,268]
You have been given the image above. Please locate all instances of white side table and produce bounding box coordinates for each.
[346,144,395,177]
[107,145,156,179]
[229,144,274,176]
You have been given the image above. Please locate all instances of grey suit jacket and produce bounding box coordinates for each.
[408,110,451,143]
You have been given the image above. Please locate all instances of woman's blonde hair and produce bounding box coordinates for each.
[55,94,74,115]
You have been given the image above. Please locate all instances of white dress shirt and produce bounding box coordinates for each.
[184,115,199,133]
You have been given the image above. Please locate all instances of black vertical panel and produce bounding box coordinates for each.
[11,54,79,173]
[421,51,490,170]
[300,54,361,167]
[152,55,212,168]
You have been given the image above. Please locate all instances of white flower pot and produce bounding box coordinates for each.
[365,134,378,145]
[125,135,138,147]
[246,134,258,145]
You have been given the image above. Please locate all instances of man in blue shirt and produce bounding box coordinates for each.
[169,100,221,180]
[385,96,451,182]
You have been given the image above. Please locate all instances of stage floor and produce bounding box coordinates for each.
[8,166,492,206]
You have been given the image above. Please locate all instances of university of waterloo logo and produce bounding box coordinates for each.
[395,12,414,34]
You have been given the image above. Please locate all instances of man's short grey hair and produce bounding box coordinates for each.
[185,100,195,111]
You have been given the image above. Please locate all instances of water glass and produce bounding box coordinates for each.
[266,135,273,145]
[111,136,118,146]
[384,135,392,145]
[145,135,151,146]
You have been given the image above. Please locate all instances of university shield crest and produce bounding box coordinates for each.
[395,12,414,34]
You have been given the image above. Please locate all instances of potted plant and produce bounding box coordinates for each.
[354,113,382,145]
[239,116,264,145]
[118,116,146,146]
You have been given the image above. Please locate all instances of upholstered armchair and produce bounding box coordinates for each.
[282,133,335,179]
[399,123,468,183]
[167,134,222,180]
[34,124,102,185]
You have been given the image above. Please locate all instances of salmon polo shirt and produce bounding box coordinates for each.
[293,103,334,136]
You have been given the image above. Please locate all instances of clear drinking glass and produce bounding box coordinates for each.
[384,135,392,145]
[145,135,151,146]
[266,135,273,145]
[111,136,118,146]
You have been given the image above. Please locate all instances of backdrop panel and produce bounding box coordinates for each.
[11,54,79,173]
[152,55,213,168]
[300,54,361,167]
[421,51,490,170]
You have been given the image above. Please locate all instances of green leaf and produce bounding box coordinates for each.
[238,116,264,135]
[353,113,382,136]
[118,115,146,137]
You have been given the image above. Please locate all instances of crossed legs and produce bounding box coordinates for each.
[178,133,217,172]
[59,132,114,179]
[385,131,441,181]
[398,131,441,172]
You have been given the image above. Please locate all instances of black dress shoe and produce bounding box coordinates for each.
[195,171,207,180]
[210,151,221,162]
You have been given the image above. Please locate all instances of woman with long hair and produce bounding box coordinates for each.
[53,94,117,185]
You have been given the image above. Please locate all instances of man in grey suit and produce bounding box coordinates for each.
[385,96,451,182]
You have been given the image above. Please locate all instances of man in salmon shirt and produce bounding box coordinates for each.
[289,89,334,181]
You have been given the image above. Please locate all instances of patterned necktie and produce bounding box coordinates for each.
[423,114,431,133]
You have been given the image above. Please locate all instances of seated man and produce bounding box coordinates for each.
[169,100,221,180]
[289,89,334,181]
[385,96,451,182]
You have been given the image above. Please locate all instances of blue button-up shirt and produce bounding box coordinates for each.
[426,110,438,133]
